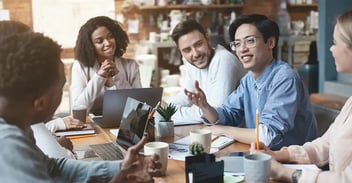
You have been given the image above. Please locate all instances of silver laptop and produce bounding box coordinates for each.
[90,97,151,160]
[92,87,163,128]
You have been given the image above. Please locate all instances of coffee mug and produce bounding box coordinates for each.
[190,129,212,153]
[144,141,169,176]
[244,153,271,183]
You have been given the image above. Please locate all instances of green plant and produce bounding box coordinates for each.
[156,103,177,121]
[189,143,205,155]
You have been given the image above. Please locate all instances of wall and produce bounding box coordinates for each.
[318,0,352,96]
[3,0,314,59]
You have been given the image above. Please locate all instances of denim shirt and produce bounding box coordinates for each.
[0,118,120,183]
[216,60,317,150]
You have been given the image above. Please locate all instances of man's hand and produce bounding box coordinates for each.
[110,134,163,183]
[184,80,209,109]
[57,136,73,151]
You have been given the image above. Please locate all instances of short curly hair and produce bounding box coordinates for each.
[0,32,62,99]
[74,16,129,67]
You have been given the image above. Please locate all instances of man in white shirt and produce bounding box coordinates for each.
[167,19,246,122]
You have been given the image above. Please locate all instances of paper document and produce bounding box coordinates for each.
[168,143,218,161]
[283,164,320,170]
[173,135,235,150]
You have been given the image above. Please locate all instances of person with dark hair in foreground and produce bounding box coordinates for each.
[0,32,159,182]
[185,14,317,150]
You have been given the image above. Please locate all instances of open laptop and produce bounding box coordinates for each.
[89,97,151,160]
[91,87,163,128]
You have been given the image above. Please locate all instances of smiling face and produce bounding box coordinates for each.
[234,24,275,78]
[330,24,352,73]
[91,26,116,62]
[177,30,212,69]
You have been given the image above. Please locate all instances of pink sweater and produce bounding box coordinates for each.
[70,57,141,113]
[286,96,352,183]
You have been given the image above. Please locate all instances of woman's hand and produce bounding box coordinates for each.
[249,142,294,182]
[63,116,85,130]
[97,59,118,78]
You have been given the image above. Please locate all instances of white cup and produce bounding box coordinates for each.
[149,32,157,43]
[190,129,212,153]
[72,104,87,123]
[244,153,272,183]
[144,141,169,176]
[166,74,180,87]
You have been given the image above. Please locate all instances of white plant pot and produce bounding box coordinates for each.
[157,121,174,137]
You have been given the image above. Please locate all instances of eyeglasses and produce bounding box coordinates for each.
[230,35,260,51]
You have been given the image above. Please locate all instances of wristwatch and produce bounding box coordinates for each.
[291,169,302,183]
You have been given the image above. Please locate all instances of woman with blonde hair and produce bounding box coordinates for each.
[251,10,352,183]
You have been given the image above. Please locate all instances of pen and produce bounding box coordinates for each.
[211,135,220,142]
[255,109,259,150]
[67,134,95,139]
[148,101,160,120]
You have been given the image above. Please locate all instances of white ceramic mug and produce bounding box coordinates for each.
[144,141,169,176]
[190,129,212,153]
[244,153,271,183]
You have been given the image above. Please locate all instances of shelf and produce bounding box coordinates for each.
[138,4,243,12]
[287,3,318,9]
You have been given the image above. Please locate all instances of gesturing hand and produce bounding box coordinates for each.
[111,134,162,183]
[184,80,209,109]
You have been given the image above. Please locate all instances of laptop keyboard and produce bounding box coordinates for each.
[90,142,124,160]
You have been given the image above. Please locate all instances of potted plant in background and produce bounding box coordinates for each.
[155,103,177,137]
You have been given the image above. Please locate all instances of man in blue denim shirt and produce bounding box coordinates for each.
[0,31,160,182]
[185,14,317,150]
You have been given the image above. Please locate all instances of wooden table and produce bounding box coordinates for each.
[71,123,274,183]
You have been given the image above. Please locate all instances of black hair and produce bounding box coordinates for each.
[0,20,31,42]
[0,32,62,99]
[229,14,279,58]
[74,16,129,67]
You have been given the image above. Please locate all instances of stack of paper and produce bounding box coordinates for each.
[54,123,95,136]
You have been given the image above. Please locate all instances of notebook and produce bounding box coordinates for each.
[173,135,235,150]
[91,87,163,128]
[54,123,95,137]
[89,97,151,160]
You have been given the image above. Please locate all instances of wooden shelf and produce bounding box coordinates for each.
[138,4,243,12]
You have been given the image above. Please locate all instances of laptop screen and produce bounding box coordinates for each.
[116,97,151,150]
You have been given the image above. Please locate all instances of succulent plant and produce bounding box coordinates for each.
[189,142,205,155]
[156,103,177,122]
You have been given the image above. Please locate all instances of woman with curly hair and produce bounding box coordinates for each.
[71,16,142,114]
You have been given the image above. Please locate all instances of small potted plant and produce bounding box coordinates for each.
[155,103,177,137]
[189,142,205,155]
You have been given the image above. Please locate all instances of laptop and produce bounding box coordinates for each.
[89,97,151,160]
[91,87,163,128]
